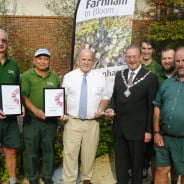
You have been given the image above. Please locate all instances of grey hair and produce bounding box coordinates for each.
[0,28,9,41]
[125,44,141,54]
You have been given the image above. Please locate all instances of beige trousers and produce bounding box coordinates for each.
[62,117,100,184]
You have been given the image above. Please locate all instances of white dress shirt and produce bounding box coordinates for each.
[128,64,142,82]
[62,68,109,119]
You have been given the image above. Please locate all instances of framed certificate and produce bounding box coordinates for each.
[44,88,65,117]
[0,84,22,115]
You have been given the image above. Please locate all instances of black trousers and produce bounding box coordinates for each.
[114,135,145,184]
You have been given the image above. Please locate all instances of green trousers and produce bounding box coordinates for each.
[23,117,57,180]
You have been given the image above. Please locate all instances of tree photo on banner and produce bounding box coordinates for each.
[74,0,136,97]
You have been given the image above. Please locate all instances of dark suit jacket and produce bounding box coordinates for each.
[110,66,159,140]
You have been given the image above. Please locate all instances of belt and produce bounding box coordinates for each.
[70,116,95,121]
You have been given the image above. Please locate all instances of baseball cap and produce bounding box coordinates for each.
[34,48,51,57]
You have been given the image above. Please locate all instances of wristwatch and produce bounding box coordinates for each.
[153,131,160,135]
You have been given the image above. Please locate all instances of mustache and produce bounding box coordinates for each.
[177,66,184,69]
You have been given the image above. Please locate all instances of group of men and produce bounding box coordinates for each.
[0,28,109,184]
[105,40,184,184]
[0,27,184,184]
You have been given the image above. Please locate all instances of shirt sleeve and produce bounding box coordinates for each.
[153,87,163,107]
[62,75,68,95]
[21,73,31,97]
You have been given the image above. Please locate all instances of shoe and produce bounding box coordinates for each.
[128,169,132,178]
[142,168,148,179]
[29,180,39,184]
[42,178,54,184]
[83,180,92,184]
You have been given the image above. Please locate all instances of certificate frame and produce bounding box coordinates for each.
[0,84,22,115]
[43,88,65,117]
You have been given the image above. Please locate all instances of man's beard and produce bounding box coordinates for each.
[178,72,184,78]
[163,65,175,74]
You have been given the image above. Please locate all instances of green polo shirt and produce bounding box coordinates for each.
[0,56,20,84]
[157,70,168,86]
[21,68,60,112]
[143,60,162,75]
[153,76,184,136]
[157,70,175,86]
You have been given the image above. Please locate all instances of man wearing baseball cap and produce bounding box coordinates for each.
[21,48,60,184]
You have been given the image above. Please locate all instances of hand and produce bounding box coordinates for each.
[59,115,69,122]
[0,109,6,119]
[104,108,115,118]
[95,111,104,118]
[34,108,45,120]
[144,132,152,143]
[154,133,164,147]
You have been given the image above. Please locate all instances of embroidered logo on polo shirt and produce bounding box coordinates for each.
[47,81,54,86]
[8,70,15,74]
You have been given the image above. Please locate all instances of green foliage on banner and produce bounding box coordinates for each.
[75,17,132,68]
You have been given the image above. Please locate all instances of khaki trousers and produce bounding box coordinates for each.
[62,117,99,184]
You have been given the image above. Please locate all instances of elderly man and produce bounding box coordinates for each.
[153,47,184,184]
[21,48,60,184]
[0,29,20,184]
[105,44,159,184]
[62,48,109,184]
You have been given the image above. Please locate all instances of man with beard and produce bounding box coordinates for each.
[153,47,184,184]
[157,48,179,184]
[158,48,176,85]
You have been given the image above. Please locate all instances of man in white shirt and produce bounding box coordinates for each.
[62,48,109,184]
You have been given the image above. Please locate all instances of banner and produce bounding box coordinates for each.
[73,0,136,97]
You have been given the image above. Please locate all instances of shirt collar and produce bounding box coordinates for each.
[78,68,93,77]
[128,64,142,75]
[30,68,51,78]
[1,56,10,66]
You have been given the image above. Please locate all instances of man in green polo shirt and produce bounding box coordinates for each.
[21,48,60,184]
[141,38,162,75]
[140,38,161,182]
[153,47,184,184]
[0,29,20,184]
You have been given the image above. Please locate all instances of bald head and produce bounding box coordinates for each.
[78,49,95,74]
[175,47,184,78]
[79,49,95,60]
